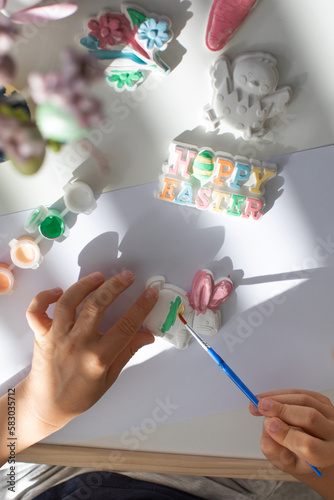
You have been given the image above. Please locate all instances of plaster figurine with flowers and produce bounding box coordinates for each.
[205,52,292,140]
[80,3,173,92]
[143,270,234,350]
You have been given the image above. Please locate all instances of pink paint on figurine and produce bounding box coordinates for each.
[187,269,233,315]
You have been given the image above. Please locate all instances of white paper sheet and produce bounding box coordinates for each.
[0,146,333,445]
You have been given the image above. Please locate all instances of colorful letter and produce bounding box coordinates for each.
[195,187,212,210]
[227,194,246,217]
[158,178,179,201]
[229,162,251,190]
[250,167,276,194]
[242,197,263,220]
[168,146,197,178]
[175,183,194,205]
[213,158,234,185]
[212,191,230,213]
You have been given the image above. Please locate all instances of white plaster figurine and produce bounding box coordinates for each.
[142,270,234,350]
[205,52,292,140]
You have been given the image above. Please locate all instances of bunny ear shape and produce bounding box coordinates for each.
[208,278,234,311]
[9,2,78,24]
[187,269,214,315]
[0,1,7,10]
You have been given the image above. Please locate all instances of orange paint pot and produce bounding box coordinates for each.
[9,236,42,269]
[0,264,14,295]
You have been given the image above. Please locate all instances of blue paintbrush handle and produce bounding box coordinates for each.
[207,348,259,407]
[206,348,322,478]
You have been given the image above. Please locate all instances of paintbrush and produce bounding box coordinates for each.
[178,313,322,478]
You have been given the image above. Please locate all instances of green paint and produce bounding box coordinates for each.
[127,8,147,27]
[227,194,246,217]
[161,296,182,333]
[39,210,65,239]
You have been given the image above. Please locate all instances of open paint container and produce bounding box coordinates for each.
[63,181,96,214]
[9,236,42,269]
[0,264,15,295]
[39,209,67,239]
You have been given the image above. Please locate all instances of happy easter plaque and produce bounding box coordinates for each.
[157,142,277,220]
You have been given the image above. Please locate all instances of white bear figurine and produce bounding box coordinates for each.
[205,52,292,140]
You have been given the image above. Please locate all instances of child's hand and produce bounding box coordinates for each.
[22,271,158,431]
[249,389,334,499]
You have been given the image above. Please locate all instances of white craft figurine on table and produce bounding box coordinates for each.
[143,270,234,350]
[205,52,292,140]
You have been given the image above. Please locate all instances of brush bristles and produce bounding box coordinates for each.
[178,313,187,325]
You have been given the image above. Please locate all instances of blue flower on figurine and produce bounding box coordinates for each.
[138,18,171,50]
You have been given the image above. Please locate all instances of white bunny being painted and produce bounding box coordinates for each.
[143,269,233,349]
[205,52,292,140]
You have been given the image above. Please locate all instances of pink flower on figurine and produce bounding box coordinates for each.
[88,13,130,48]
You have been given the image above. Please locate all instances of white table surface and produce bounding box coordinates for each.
[0,0,334,460]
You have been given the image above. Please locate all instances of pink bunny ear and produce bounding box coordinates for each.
[9,2,78,24]
[187,270,214,315]
[208,278,234,311]
[0,1,7,10]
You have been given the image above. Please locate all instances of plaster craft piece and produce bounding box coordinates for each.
[206,0,259,51]
[142,270,233,350]
[80,3,173,92]
[157,141,277,220]
[205,52,292,140]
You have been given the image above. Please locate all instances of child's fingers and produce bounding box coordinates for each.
[100,287,158,366]
[74,271,135,339]
[260,423,299,473]
[254,389,331,406]
[258,399,334,440]
[264,416,331,468]
[26,288,63,338]
[53,272,105,334]
[249,391,333,418]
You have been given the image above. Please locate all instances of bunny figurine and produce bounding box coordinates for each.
[143,269,233,349]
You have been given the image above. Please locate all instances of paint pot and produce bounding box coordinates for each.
[9,236,42,269]
[63,181,96,214]
[24,205,48,234]
[0,263,14,295]
[39,209,66,239]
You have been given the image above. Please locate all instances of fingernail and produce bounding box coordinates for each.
[51,287,62,294]
[90,272,104,282]
[144,288,157,300]
[122,270,134,282]
[260,399,273,411]
[268,419,281,432]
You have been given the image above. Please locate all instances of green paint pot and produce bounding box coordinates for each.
[39,209,65,239]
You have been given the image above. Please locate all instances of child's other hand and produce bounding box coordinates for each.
[249,389,334,498]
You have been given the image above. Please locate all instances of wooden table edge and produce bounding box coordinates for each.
[16,444,297,482]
